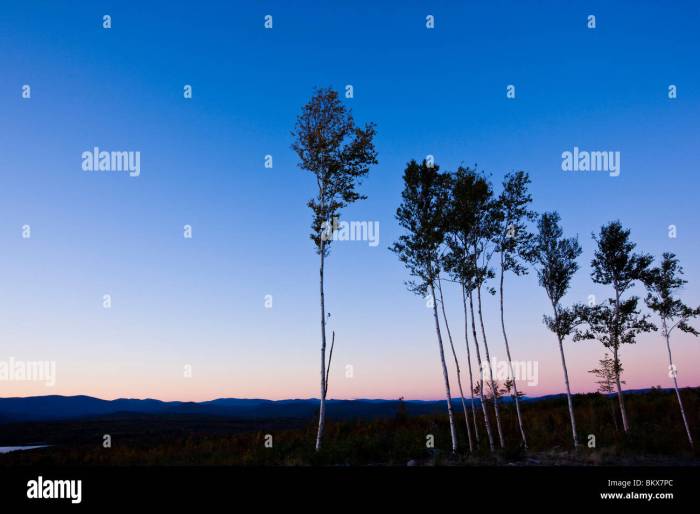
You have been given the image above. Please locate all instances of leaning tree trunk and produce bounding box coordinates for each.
[550,301,578,446]
[438,280,474,453]
[469,291,495,451]
[477,285,505,449]
[461,284,480,446]
[664,322,694,448]
[612,290,630,433]
[499,265,528,448]
[430,282,458,453]
[612,346,630,433]
[558,337,579,446]
[558,336,579,447]
[550,302,579,448]
[315,246,327,451]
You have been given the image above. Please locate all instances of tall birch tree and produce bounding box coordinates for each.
[579,221,654,434]
[291,87,377,451]
[444,166,495,451]
[391,160,458,453]
[530,212,583,447]
[492,171,536,448]
[468,174,506,449]
[645,253,699,448]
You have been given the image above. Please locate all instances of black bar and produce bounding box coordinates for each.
[1,465,697,508]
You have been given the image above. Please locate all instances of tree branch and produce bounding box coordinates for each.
[325,331,335,396]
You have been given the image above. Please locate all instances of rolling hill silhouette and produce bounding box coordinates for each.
[0,390,667,423]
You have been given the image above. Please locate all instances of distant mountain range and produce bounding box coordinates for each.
[0,389,674,424]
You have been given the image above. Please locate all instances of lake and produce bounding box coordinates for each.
[0,445,49,454]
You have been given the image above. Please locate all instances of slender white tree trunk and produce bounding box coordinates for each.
[549,299,579,448]
[550,298,578,446]
[315,247,327,451]
[612,289,630,433]
[477,285,505,449]
[499,266,528,448]
[438,280,474,453]
[461,284,480,446]
[557,335,579,447]
[612,346,629,433]
[469,291,495,451]
[663,321,694,448]
[430,282,458,453]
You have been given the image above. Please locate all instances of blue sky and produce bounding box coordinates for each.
[1,1,698,400]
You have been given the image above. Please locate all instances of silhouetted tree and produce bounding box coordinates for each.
[444,166,495,451]
[588,353,623,431]
[501,378,525,400]
[468,172,506,449]
[486,380,503,402]
[645,252,700,447]
[578,221,654,433]
[530,212,583,447]
[292,87,377,451]
[575,300,655,433]
[391,160,458,453]
[395,396,408,424]
[492,170,536,448]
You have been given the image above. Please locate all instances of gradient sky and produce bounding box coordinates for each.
[1,1,698,401]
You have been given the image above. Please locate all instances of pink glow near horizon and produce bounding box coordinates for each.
[3,332,698,402]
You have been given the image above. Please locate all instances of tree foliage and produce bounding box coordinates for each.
[590,221,653,292]
[443,166,494,291]
[589,353,624,395]
[291,87,377,255]
[493,170,537,276]
[578,221,656,351]
[530,212,582,319]
[645,252,700,336]
[391,160,451,295]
